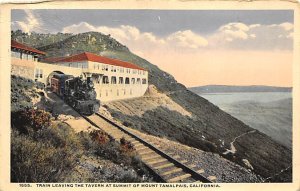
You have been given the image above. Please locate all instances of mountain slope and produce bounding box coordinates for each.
[13,31,292,182]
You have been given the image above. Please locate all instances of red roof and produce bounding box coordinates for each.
[11,40,46,55]
[43,57,66,63]
[53,52,146,71]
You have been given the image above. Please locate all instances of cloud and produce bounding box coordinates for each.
[62,22,208,52]
[208,22,293,50]
[167,30,208,48]
[11,10,45,34]
[61,21,292,52]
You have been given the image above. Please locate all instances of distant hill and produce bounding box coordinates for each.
[189,85,292,94]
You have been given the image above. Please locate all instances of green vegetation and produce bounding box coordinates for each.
[11,75,152,182]
[12,30,73,48]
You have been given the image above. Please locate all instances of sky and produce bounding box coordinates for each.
[11,9,294,87]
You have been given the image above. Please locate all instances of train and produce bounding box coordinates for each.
[51,74,100,115]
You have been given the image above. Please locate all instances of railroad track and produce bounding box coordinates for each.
[83,112,216,183]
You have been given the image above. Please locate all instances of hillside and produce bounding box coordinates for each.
[10,75,153,183]
[12,31,292,182]
[189,85,292,94]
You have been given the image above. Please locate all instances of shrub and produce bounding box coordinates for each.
[89,130,111,145]
[122,121,132,127]
[120,137,135,153]
[118,170,140,183]
[11,75,35,112]
[11,109,51,134]
[11,123,83,182]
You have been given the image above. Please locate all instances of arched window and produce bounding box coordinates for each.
[102,76,109,84]
[119,77,124,84]
[111,76,117,84]
[142,78,147,84]
[131,78,135,84]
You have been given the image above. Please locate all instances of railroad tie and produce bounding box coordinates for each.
[139,150,155,156]
[142,155,161,161]
[167,173,191,183]
[146,158,168,165]
[131,140,140,144]
[172,155,181,159]
[134,143,144,147]
[136,146,149,152]
[126,137,136,142]
[161,167,183,176]
[154,163,174,170]
[179,159,188,164]
[189,164,197,168]
[208,176,217,182]
[196,169,205,174]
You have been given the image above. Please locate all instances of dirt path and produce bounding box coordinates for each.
[223,130,257,155]
[263,165,292,182]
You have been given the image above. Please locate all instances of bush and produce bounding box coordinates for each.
[11,109,51,134]
[11,123,83,182]
[122,121,132,127]
[11,75,35,112]
[120,137,135,153]
[89,130,111,145]
[118,170,140,183]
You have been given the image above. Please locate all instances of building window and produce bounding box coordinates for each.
[125,77,130,84]
[131,78,135,84]
[102,64,108,71]
[102,76,109,84]
[119,77,124,84]
[11,51,21,59]
[35,69,43,78]
[110,66,117,72]
[28,54,33,60]
[39,69,43,78]
[35,69,39,78]
[142,78,147,84]
[111,76,117,84]
[137,78,141,84]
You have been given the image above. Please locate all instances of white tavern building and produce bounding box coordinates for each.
[11,40,148,102]
[48,52,149,102]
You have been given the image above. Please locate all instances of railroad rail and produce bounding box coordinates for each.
[83,112,216,183]
[49,91,216,183]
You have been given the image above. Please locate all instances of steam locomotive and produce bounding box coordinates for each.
[51,74,100,115]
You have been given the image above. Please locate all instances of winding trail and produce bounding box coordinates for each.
[263,166,292,182]
[223,130,257,155]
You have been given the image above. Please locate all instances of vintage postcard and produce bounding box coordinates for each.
[0,0,299,191]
